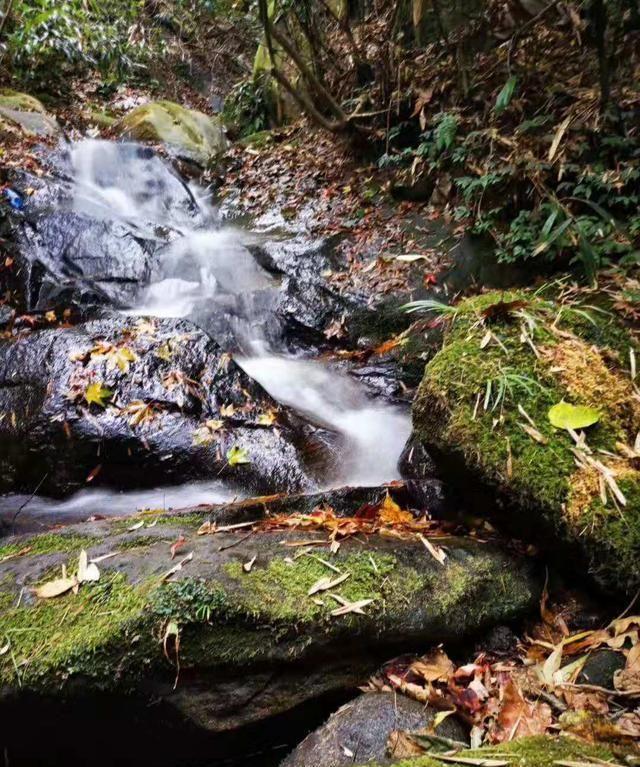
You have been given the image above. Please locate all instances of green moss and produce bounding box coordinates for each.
[236,129,274,149]
[378,736,619,767]
[0,533,100,560]
[0,573,154,688]
[0,89,46,113]
[222,551,411,623]
[117,536,162,551]
[414,289,640,593]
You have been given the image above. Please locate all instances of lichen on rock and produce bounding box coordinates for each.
[117,101,227,166]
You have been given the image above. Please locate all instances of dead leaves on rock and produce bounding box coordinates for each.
[369,603,640,754]
[33,550,100,599]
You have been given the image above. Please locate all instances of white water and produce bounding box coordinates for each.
[2,139,411,522]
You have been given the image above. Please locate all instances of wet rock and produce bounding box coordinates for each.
[0,315,330,497]
[578,649,625,689]
[5,144,200,312]
[413,289,640,596]
[0,90,59,137]
[281,692,467,767]
[399,437,438,481]
[248,236,362,348]
[117,101,227,167]
[0,513,539,733]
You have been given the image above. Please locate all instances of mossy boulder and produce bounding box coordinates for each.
[0,511,538,732]
[413,289,640,595]
[354,735,624,767]
[117,101,227,166]
[0,89,59,136]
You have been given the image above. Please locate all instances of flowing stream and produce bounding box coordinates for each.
[0,139,411,521]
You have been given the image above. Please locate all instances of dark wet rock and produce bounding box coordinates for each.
[4,143,200,313]
[475,625,518,657]
[0,315,332,497]
[0,513,539,734]
[248,236,366,348]
[281,692,467,767]
[400,437,438,481]
[0,305,14,329]
[578,649,625,689]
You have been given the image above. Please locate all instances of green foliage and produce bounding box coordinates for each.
[4,0,150,84]
[494,76,517,115]
[223,74,272,137]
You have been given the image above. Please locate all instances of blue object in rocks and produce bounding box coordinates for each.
[4,188,24,210]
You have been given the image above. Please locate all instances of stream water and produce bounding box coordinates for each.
[0,139,411,522]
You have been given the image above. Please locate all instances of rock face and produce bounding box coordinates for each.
[0,315,331,497]
[4,143,200,312]
[281,692,467,767]
[0,512,538,733]
[0,89,59,136]
[117,101,227,166]
[413,290,640,595]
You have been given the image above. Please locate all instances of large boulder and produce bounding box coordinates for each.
[0,510,538,741]
[117,101,227,167]
[0,315,331,497]
[0,89,59,136]
[413,289,640,595]
[281,692,467,767]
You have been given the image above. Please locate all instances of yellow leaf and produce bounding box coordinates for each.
[548,115,572,162]
[84,382,113,407]
[226,446,250,466]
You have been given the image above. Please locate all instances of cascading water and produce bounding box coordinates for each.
[1,139,411,521]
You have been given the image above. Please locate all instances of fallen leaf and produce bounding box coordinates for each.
[77,550,100,583]
[308,571,350,595]
[330,595,374,616]
[243,554,257,572]
[84,382,113,407]
[548,401,600,430]
[162,552,194,581]
[127,520,145,531]
[227,446,250,466]
[170,535,186,560]
[418,534,447,565]
[34,576,77,599]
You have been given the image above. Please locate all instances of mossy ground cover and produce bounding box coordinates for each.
[365,736,620,767]
[0,532,101,560]
[414,289,640,593]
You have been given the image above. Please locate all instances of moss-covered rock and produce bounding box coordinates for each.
[0,89,59,136]
[117,101,227,166]
[413,289,640,595]
[355,735,623,767]
[0,511,538,731]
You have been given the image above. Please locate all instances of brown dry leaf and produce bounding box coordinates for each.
[418,533,447,566]
[410,648,454,682]
[330,595,374,616]
[34,575,78,599]
[308,571,350,596]
[493,678,552,742]
[243,554,257,573]
[387,730,426,759]
[170,535,186,560]
[614,643,640,693]
[162,552,194,581]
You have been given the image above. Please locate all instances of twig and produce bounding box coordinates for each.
[11,473,48,534]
